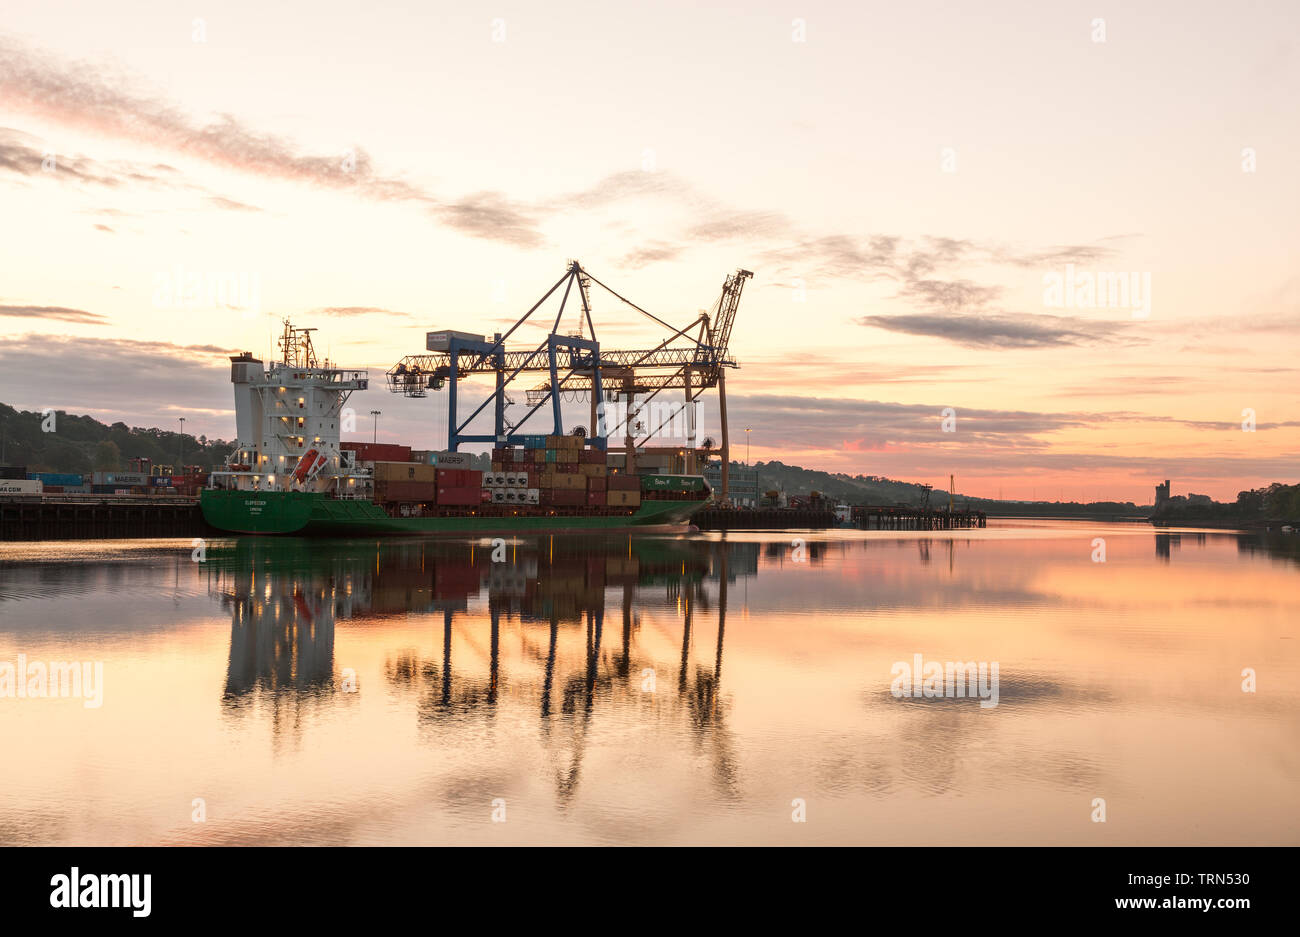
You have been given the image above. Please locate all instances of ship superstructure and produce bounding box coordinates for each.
[210,320,372,497]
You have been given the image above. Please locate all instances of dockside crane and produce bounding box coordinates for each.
[386,261,752,499]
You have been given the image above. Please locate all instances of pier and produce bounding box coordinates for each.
[695,507,835,530]
[694,506,985,531]
[850,506,986,530]
[0,495,212,541]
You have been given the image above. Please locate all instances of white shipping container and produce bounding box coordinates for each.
[0,479,43,496]
[525,488,539,504]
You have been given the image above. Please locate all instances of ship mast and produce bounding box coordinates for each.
[279,318,319,369]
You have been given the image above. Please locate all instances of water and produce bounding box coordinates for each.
[1,519,1296,846]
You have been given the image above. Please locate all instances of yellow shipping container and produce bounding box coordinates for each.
[608,490,641,507]
[551,473,586,490]
[373,461,437,482]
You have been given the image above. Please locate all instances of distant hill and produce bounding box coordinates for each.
[0,404,234,474]
[748,459,933,505]
[741,459,1150,515]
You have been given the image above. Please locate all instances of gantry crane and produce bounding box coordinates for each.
[387,261,752,499]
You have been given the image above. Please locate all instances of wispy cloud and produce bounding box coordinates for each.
[312,306,413,320]
[857,311,1133,349]
[0,304,108,324]
[205,195,261,213]
[0,37,548,247]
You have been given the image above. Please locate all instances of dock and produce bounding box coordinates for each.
[695,507,836,530]
[850,506,986,530]
[0,495,211,541]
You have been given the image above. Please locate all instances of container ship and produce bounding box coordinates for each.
[200,322,711,536]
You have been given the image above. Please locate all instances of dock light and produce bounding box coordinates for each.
[268,475,275,484]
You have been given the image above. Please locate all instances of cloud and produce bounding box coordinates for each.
[312,306,413,319]
[857,312,1132,349]
[0,37,545,247]
[435,191,541,248]
[0,304,108,324]
[205,195,261,212]
[619,241,684,269]
[0,127,172,188]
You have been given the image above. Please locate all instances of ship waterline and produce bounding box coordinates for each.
[199,488,707,535]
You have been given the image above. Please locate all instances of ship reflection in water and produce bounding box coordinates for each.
[0,521,1297,845]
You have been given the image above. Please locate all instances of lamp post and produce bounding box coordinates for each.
[370,410,382,444]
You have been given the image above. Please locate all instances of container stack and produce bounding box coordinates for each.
[490,435,639,511]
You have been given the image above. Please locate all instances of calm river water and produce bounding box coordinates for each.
[1,519,1296,845]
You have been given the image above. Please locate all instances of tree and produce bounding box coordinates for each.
[93,440,122,472]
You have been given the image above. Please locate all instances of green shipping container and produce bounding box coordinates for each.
[545,449,558,463]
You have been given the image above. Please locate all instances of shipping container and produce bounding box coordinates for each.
[433,451,470,468]
[586,490,606,507]
[0,479,43,495]
[550,473,586,491]
[28,472,84,487]
[341,442,412,463]
[374,461,436,482]
[548,488,586,507]
[0,465,28,480]
[437,487,480,506]
[93,472,148,487]
[608,473,640,491]
[374,480,437,502]
[608,490,641,507]
[587,475,606,491]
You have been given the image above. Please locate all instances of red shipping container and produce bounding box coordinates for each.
[579,449,603,464]
[437,487,479,506]
[587,475,606,491]
[608,473,639,490]
[343,442,411,463]
[587,490,606,506]
[480,488,493,503]
[550,489,585,507]
[462,469,482,488]
[436,468,462,487]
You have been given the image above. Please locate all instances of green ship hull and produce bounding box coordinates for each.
[200,488,706,536]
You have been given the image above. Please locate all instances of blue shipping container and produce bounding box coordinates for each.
[28,472,84,486]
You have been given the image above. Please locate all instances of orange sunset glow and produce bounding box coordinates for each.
[1,2,1296,502]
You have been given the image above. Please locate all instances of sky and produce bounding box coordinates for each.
[0,0,1296,502]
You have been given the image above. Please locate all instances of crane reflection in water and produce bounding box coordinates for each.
[202,535,760,801]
